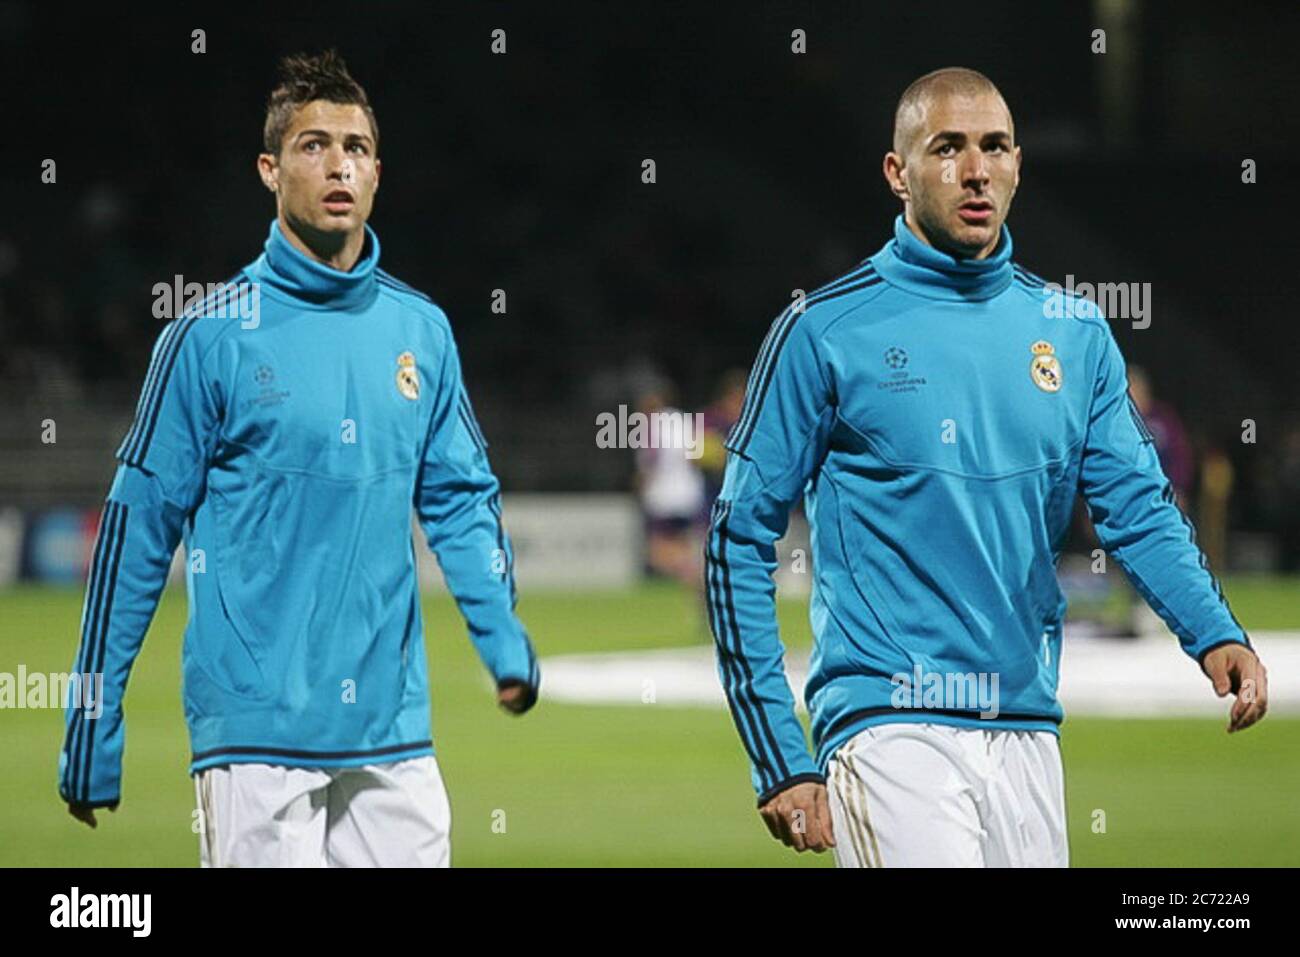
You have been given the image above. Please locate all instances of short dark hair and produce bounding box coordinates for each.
[263,49,378,157]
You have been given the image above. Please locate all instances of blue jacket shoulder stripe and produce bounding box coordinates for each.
[120,272,243,467]
[457,389,489,453]
[728,266,881,455]
[376,270,435,305]
[1013,263,1048,287]
[742,265,876,418]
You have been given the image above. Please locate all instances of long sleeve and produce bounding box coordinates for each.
[709,311,836,805]
[59,317,221,806]
[414,332,539,709]
[1078,321,1252,666]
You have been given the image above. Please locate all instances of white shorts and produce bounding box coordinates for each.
[194,755,452,868]
[825,723,1068,867]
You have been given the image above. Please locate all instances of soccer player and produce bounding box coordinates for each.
[58,50,540,867]
[704,67,1268,867]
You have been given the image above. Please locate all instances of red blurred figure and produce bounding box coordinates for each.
[1128,365,1194,509]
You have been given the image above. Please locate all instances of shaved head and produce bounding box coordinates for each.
[893,67,1012,157]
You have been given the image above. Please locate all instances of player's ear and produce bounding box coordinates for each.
[256,152,279,193]
[883,151,909,202]
[373,156,381,193]
[1013,144,1022,190]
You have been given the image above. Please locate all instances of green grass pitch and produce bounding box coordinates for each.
[1,578,1296,867]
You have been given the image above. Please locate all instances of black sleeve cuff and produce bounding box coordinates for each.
[756,772,825,808]
[1197,637,1255,671]
[62,792,120,811]
[497,677,539,714]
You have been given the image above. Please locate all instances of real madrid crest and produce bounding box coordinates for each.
[396,351,420,400]
[1029,340,1062,393]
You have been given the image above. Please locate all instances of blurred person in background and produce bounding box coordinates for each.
[1264,423,1300,571]
[1127,366,1194,508]
[1197,440,1235,574]
[634,383,706,587]
[699,369,748,513]
[693,370,751,639]
[1117,366,1199,636]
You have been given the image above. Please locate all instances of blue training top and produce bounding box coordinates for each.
[59,219,539,808]
[707,215,1251,805]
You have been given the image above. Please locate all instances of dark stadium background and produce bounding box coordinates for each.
[1,0,1297,556]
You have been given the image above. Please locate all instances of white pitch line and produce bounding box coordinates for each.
[539,632,1299,718]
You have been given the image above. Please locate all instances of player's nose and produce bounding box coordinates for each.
[324,144,350,179]
[961,151,991,185]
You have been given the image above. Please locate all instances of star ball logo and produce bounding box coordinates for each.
[878,345,927,394]
[244,362,289,410]
[884,346,908,370]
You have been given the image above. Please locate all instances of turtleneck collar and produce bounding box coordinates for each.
[251,218,380,310]
[871,213,1013,302]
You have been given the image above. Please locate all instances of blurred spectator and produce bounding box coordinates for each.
[1120,367,1199,637]
[633,384,705,586]
[1128,365,1194,509]
[1265,425,1300,571]
[1197,443,1235,574]
[698,368,747,515]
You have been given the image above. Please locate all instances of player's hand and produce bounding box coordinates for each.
[758,781,836,853]
[1202,643,1268,733]
[496,682,533,715]
[67,801,116,829]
